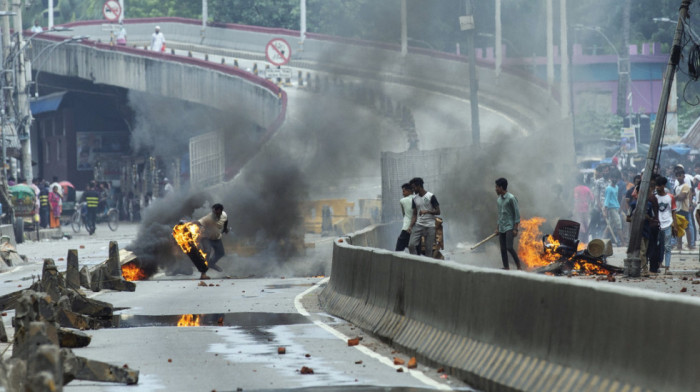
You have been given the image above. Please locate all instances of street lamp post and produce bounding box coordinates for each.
[31,36,88,98]
[574,24,630,118]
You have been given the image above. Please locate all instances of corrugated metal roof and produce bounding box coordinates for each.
[30,91,67,115]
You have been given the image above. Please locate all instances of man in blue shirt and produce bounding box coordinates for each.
[495,178,522,270]
[604,173,623,246]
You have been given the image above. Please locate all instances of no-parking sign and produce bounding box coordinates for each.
[265,38,292,66]
[103,0,122,21]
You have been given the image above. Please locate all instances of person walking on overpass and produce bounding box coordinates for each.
[495,177,522,270]
[407,177,440,257]
[81,183,100,235]
[196,203,228,274]
[150,25,165,52]
[395,183,414,252]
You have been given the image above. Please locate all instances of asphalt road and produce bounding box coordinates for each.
[1,223,473,391]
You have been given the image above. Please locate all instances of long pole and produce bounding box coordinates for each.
[559,0,570,118]
[400,0,407,56]
[48,0,53,29]
[626,0,692,276]
[466,0,480,147]
[300,0,306,48]
[118,0,124,24]
[546,0,554,89]
[12,0,30,181]
[495,0,501,77]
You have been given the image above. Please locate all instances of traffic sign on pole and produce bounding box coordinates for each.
[265,38,292,66]
[103,0,122,21]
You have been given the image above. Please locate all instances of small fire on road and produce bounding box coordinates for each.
[177,314,201,327]
[121,262,148,281]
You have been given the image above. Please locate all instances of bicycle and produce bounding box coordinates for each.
[71,202,119,233]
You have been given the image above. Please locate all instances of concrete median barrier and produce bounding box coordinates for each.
[321,223,699,392]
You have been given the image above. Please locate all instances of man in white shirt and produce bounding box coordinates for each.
[196,203,228,277]
[407,177,440,257]
[395,183,414,252]
[150,25,165,52]
[163,178,173,196]
[30,20,42,33]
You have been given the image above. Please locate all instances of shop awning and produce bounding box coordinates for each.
[30,91,66,115]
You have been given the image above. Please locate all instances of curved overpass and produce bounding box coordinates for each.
[34,17,568,150]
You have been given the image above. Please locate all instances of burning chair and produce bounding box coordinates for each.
[538,219,622,276]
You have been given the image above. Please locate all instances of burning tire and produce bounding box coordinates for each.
[107,209,119,231]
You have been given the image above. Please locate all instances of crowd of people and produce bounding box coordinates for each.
[574,162,700,276]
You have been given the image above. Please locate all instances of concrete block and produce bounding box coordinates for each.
[27,344,63,390]
[79,266,90,290]
[57,328,91,348]
[65,250,80,291]
[61,349,139,385]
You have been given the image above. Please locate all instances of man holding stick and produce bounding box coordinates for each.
[495,178,522,270]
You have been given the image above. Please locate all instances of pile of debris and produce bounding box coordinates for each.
[0,241,140,390]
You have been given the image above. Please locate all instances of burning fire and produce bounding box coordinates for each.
[121,262,148,281]
[173,222,207,263]
[518,217,611,275]
[517,217,561,269]
[177,314,201,327]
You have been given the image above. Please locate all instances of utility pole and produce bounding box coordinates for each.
[559,0,570,118]
[626,0,693,277]
[460,0,480,147]
[12,0,30,181]
[495,0,502,77]
[400,0,407,56]
[118,0,124,24]
[617,0,631,117]
[300,0,306,49]
[201,0,207,41]
[48,0,53,29]
[546,0,554,89]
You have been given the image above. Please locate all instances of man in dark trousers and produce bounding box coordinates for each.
[81,182,100,235]
[197,203,228,273]
[495,177,522,270]
[38,181,50,228]
[407,177,440,257]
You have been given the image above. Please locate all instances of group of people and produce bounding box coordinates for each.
[573,162,700,276]
[395,177,441,258]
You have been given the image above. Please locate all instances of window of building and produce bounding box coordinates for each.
[57,139,62,161]
[45,140,50,162]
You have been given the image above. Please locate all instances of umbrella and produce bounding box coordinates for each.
[59,181,74,197]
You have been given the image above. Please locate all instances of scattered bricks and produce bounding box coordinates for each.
[354,360,362,365]
[681,287,688,292]
[407,357,417,369]
[347,338,360,346]
[305,354,310,358]
[66,250,80,291]
[58,328,92,348]
[300,366,314,375]
[61,348,139,385]
[396,368,404,373]
[393,357,405,365]
[79,266,91,290]
[198,281,208,287]
[26,345,62,391]
[277,347,286,354]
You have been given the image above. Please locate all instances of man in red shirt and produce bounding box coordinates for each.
[573,175,594,241]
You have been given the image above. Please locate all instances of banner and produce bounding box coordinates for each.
[620,127,637,154]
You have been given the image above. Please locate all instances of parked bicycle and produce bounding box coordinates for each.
[71,202,119,233]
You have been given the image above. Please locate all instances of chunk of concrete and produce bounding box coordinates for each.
[65,250,80,291]
[61,349,139,385]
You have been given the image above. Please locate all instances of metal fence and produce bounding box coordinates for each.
[189,131,224,188]
[381,147,462,223]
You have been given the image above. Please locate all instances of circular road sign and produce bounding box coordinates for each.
[265,38,292,67]
[103,0,122,21]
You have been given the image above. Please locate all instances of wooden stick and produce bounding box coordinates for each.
[470,233,498,250]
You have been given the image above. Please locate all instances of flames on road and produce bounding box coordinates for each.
[518,217,611,275]
[177,314,201,327]
[121,262,148,281]
[173,222,207,265]
[517,217,561,269]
